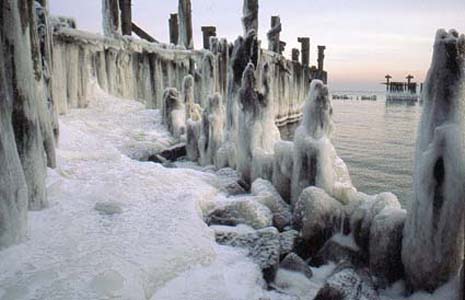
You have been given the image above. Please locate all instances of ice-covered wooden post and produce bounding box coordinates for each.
[201,26,216,50]
[402,29,465,293]
[0,0,29,248]
[298,37,310,66]
[292,48,300,62]
[102,0,121,36]
[178,0,193,49]
[267,16,281,53]
[169,13,179,45]
[120,0,132,36]
[318,45,326,71]
[242,0,258,36]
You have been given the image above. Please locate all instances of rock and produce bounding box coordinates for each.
[251,179,292,231]
[311,234,364,268]
[94,202,123,215]
[148,143,186,163]
[214,168,247,195]
[212,225,280,283]
[207,199,272,229]
[314,263,380,300]
[292,187,343,258]
[278,229,300,257]
[369,207,406,288]
[350,192,400,252]
[279,253,312,279]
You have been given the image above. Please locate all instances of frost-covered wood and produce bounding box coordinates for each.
[402,29,465,293]
[178,0,193,49]
[0,23,28,249]
[267,16,281,53]
[102,0,121,37]
[242,0,258,36]
[3,0,49,210]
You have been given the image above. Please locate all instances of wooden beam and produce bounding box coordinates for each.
[120,0,132,36]
[132,22,158,43]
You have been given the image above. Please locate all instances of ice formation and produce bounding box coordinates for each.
[402,29,465,292]
[162,87,186,139]
[291,80,354,205]
[199,93,225,166]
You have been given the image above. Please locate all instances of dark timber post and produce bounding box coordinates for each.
[292,48,300,62]
[298,37,310,66]
[318,45,326,71]
[120,0,132,36]
[178,0,194,49]
[201,26,217,50]
[169,14,179,45]
[267,16,281,53]
[242,0,258,36]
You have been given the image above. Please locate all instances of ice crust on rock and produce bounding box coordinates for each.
[402,29,465,293]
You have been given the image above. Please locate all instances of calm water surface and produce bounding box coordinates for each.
[281,93,422,206]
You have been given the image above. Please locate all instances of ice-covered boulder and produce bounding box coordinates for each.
[279,253,313,279]
[314,263,380,300]
[212,225,280,283]
[291,80,350,205]
[369,207,406,288]
[207,198,273,229]
[402,29,465,292]
[311,234,364,268]
[199,93,224,166]
[272,141,294,203]
[162,88,186,140]
[251,178,291,231]
[292,187,343,258]
[278,229,300,256]
[350,192,400,252]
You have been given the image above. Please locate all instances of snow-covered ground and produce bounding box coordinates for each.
[0,83,284,300]
[0,82,459,300]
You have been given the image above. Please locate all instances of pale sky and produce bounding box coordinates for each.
[50,0,465,91]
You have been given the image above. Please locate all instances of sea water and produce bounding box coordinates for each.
[280,92,422,206]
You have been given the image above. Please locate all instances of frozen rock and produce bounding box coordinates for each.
[212,225,280,283]
[369,207,406,288]
[213,168,248,195]
[94,201,123,215]
[292,187,343,258]
[251,179,291,231]
[402,29,465,293]
[279,253,313,279]
[314,263,379,300]
[350,192,400,252]
[278,229,300,256]
[162,88,186,139]
[207,198,273,229]
[199,94,224,166]
[272,141,294,203]
[0,33,28,248]
[311,234,364,268]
